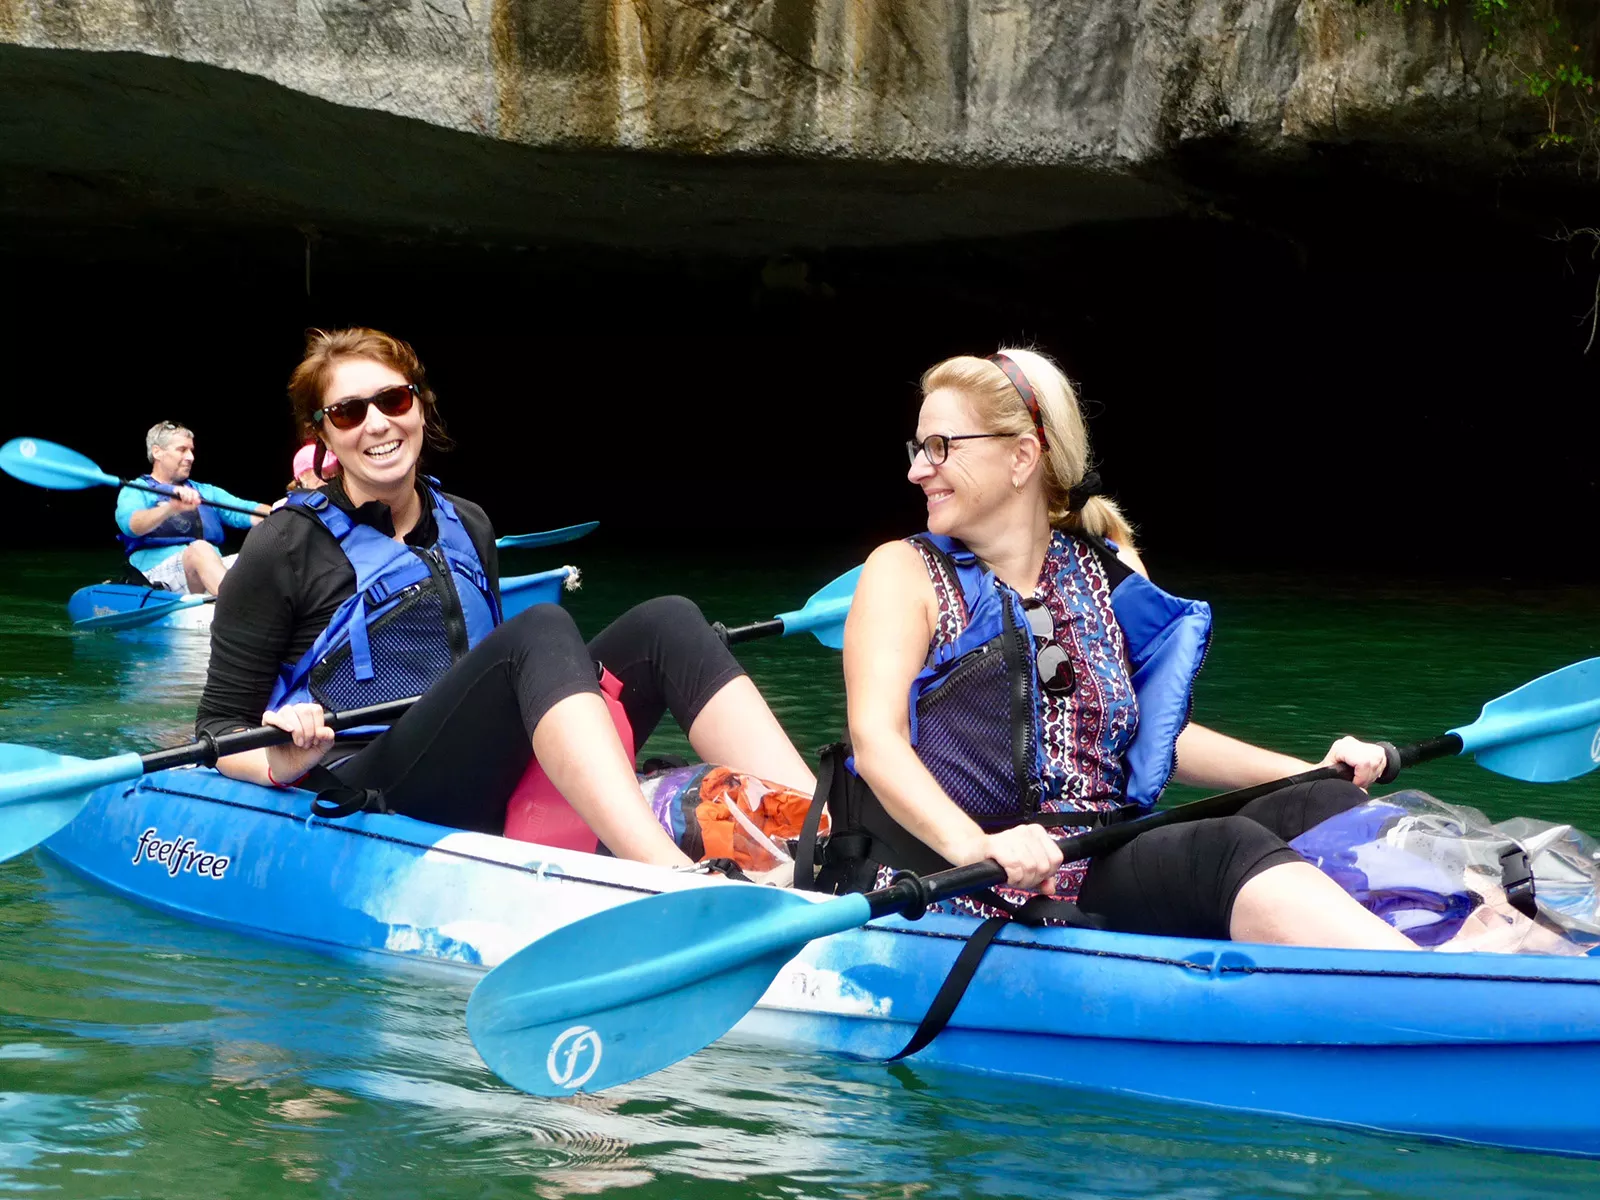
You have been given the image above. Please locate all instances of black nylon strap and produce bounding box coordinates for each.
[1001,597,1036,815]
[888,914,1011,1061]
[302,764,391,819]
[793,745,840,892]
[885,891,1103,1061]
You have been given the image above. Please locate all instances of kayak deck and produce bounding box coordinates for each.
[42,766,1600,1157]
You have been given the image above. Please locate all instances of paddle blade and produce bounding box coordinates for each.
[0,438,116,491]
[469,884,867,1095]
[0,745,143,862]
[1452,658,1600,783]
[73,593,207,632]
[496,522,599,550]
[772,564,862,649]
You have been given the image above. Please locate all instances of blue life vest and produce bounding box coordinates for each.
[903,532,1211,820]
[116,475,225,556]
[266,480,501,717]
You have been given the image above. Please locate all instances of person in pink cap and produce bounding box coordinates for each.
[291,441,339,491]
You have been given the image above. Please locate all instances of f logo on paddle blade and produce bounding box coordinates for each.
[1590,727,1600,765]
[546,1025,603,1090]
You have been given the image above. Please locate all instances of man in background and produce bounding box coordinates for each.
[115,421,268,595]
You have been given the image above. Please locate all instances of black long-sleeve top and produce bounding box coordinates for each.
[195,478,498,740]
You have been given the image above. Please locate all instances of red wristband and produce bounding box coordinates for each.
[266,764,302,788]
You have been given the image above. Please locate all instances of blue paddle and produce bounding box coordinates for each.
[1,437,264,517]
[468,656,1600,1096]
[3,437,598,543]
[0,696,422,865]
[72,591,212,632]
[496,522,599,551]
[715,565,862,650]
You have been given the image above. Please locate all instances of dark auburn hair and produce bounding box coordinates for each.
[287,327,452,453]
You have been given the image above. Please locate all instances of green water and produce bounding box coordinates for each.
[2,546,1599,1198]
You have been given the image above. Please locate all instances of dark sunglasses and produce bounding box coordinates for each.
[906,432,1013,466]
[1021,598,1076,695]
[313,383,418,431]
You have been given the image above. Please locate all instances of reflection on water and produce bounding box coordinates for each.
[6,858,1600,1200]
[2,548,1600,1197]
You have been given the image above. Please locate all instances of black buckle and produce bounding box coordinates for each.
[1498,845,1538,919]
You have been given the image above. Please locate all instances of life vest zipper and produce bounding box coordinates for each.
[416,546,470,659]
[1000,588,1041,816]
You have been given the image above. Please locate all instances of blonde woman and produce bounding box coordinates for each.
[842,349,1418,948]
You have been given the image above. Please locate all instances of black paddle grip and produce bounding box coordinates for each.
[1397,733,1463,769]
[1376,742,1402,784]
[716,618,786,646]
[137,696,424,774]
[867,862,1007,920]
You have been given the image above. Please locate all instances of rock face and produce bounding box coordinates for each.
[0,0,1589,250]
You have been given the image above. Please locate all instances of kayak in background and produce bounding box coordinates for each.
[66,583,215,632]
[65,566,578,634]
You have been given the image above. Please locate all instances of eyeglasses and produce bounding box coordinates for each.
[906,432,1013,466]
[313,383,418,431]
[1021,598,1075,695]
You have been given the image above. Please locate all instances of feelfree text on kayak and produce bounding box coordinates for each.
[131,826,231,880]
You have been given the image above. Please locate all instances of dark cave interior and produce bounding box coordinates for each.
[2,118,1597,581]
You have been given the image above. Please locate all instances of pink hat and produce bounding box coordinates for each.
[293,442,338,480]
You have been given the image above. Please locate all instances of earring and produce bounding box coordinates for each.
[1012,478,1022,492]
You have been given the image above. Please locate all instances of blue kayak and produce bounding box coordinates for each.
[39,765,1600,1158]
[66,583,216,631]
[65,567,575,633]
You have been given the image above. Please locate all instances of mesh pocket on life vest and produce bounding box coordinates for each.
[310,586,459,712]
[914,639,1021,820]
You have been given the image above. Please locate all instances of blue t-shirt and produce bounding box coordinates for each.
[114,480,258,571]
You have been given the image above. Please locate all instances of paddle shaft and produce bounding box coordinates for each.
[719,618,784,644]
[138,696,422,774]
[121,476,263,518]
[1053,733,1468,865]
[716,598,852,645]
[862,731,1469,916]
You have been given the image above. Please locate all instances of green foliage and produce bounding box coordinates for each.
[1355,0,1598,168]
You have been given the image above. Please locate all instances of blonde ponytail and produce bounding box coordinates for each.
[919,347,1136,551]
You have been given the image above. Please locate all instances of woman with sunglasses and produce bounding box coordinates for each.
[196,327,814,865]
[840,349,1417,948]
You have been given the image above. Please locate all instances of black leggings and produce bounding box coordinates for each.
[329,596,746,834]
[1075,779,1366,939]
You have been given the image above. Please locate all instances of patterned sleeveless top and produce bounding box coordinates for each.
[887,530,1140,910]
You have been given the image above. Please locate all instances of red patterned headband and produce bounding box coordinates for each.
[987,353,1049,451]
